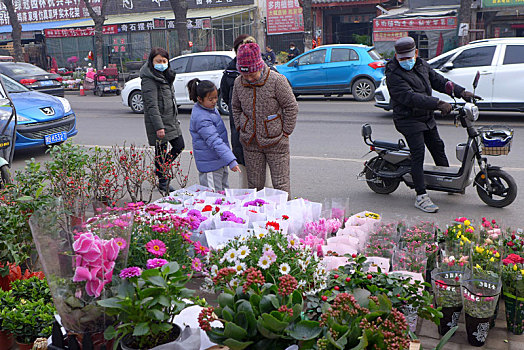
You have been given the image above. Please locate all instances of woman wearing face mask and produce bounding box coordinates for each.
[140,47,184,194]
[385,36,479,213]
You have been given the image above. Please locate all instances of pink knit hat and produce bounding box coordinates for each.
[236,43,265,74]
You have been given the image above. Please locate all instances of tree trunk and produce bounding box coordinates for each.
[81,0,110,70]
[169,0,189,55]
[300,0,313,52]
[458,0,472,46]
[2,0,23,62]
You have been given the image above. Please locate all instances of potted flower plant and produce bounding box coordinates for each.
[501,253,524,335]
[431,268,463,336]
[198,267,321,349]
[99,260,199,349]
[0,289,15,350]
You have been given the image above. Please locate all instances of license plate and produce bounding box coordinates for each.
[44,131,67,145]
[40,80,53,86]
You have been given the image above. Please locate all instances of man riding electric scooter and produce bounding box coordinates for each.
[386,36,480,213]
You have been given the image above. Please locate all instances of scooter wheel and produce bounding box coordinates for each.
[365,157,400,194]
[0,165,12,189]
[475,169,517,208]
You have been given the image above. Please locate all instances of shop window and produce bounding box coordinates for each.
[170,57,190,74]
[330,48,359,63]
[503,45,524,65]
[298,49,326,66]
[452,46,496,68]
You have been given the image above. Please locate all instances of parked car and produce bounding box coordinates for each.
[375,37,524,112]
[0,74,77,150]
[121,51,236,115]
[274,44,386,101]
[0,62,64,97]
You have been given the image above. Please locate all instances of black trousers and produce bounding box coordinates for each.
[155,136,185,181]
[402,127,449,195]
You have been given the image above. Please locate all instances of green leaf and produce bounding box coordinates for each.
[259,295,278,314]
[218,293,235,308]
[291,290,302,305]
[376,294,392,313]
[223,338,254,350]
[235,311,249,330]
[436,326,458,350]
[327,330,345,350]
[287,320,322,340]
[256,322,281,339]
[162,261,179,274]
[258,313,288,333]
[148,308,166,321]
[103,325,117,340]
[249,294,261,309]
[157,295,170,307]
[222,308,234,322]
[140,296,154,306]
[223,322,248,340]
[353,288,371,308]
[97,298,123,310]
[147,275,168,288]
[133,322,150,336]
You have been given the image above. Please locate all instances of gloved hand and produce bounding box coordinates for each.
[436,100,452,115]
[461,90,482,102]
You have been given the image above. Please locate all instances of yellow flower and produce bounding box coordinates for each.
[468,226,475,232]
[521,269,524,276]
[464,220,471,226]
[475,246,485,254]
[475,264,481,269]
[460,241,464,246]
[489,257,495,262]
[514,264,518,271]
[495,252,500,258]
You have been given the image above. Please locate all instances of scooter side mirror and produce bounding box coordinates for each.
[361,124,372,139]
[473,71,480,89]
[445,81,454,97]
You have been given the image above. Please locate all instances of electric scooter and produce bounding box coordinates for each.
[0,76,17,189]
[359,72,517,208]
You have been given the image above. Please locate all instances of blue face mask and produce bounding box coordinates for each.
[399,58,416,71]
[154,63,168,72]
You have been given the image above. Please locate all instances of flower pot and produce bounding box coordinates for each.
[503,291,524,335]
[489,297,500,329]
[438,305,462,336]
[0,330,14,350]
[465,313,491,347]
[121,324,182,350]
[69,331,115,350]
[15,342,34,350]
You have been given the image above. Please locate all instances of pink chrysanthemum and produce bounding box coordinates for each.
[119,266,142,279]
[194,241,210,256]
[146,239,167,257]
[114,237,127,250]
[192,257,202,272]
[146,258,168,269]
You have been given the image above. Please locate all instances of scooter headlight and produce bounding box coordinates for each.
[464,103,479,122]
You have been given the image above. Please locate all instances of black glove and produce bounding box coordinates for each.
[436,100,452,115]
[461,90,482,102]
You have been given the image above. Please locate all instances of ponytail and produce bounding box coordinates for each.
[187,78,216,103]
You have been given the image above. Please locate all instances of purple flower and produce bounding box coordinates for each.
[187,209,202,218]
[146,258,168,269]
[119,266,142,279]
[243,199,267,207]
[221,211,245,224]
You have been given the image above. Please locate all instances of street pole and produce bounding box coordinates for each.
[459,0,473,46]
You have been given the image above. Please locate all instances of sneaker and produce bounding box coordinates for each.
[158,179,175,194]
[415,194,439,213]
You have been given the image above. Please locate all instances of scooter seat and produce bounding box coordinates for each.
[373,139,409,151]
[423,165,461,175]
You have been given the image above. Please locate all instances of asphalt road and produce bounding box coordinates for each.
[11,93,524,228]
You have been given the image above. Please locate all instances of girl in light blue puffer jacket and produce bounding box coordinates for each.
[187,79,241,191]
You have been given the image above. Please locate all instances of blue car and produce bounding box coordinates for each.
[275,44,385,101]
[0,74,77,150]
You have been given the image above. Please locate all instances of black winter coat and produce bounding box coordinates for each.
[385,57,465,135]
[140,63,182,146]
[220,57,245,165]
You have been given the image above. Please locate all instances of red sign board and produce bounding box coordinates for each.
[44,25,118,38]
[0,0,101,25]
[373,16,457,32]
[373,31,407,42]
[266,0,304,35]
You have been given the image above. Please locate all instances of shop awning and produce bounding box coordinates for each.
[56,5,256,28]
[0,18,88,34]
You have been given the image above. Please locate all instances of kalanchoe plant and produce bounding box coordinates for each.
[501,253,524,296]
[99,261,198,349]
[315,293,410,350]
[198,267,321,350]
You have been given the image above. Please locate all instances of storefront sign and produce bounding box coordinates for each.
[482,0,524,8]
[44,25,118,38]
[153,17,166,29]
[0,31,36,41]
[107,0,253,14]
[373,16,457,32]
[373,31,407,42]
[266,0,304,34]
[0,0,100,25]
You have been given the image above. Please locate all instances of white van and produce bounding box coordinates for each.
[375,38,524,112]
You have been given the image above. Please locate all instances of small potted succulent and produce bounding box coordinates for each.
[198,267,321,349]
[99,260,199,349]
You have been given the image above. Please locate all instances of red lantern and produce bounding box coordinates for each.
[188,41,193,48]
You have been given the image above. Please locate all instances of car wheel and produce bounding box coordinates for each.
[129,91,144,114]
[217,93,229,115]
[352,78,375,102]
[96,89,104,97]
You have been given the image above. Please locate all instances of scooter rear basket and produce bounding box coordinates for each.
[479,126,513,156]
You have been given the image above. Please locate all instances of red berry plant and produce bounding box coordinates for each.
[198,267,321,349]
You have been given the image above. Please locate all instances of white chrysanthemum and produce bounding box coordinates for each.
[230,278,240,288]
[237,245,250,260]
[225,249,237,263]
[287,235,300,250]
[210,265,219,277]
[262,244,273,254]
[279,263,291,275]
[316,265,326,276]
[297,280,306,289]
[233,261,247,275]
[298,259,307,271]
[256,230,267,239]
[258,255,272,269]
[240,235,248,242]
